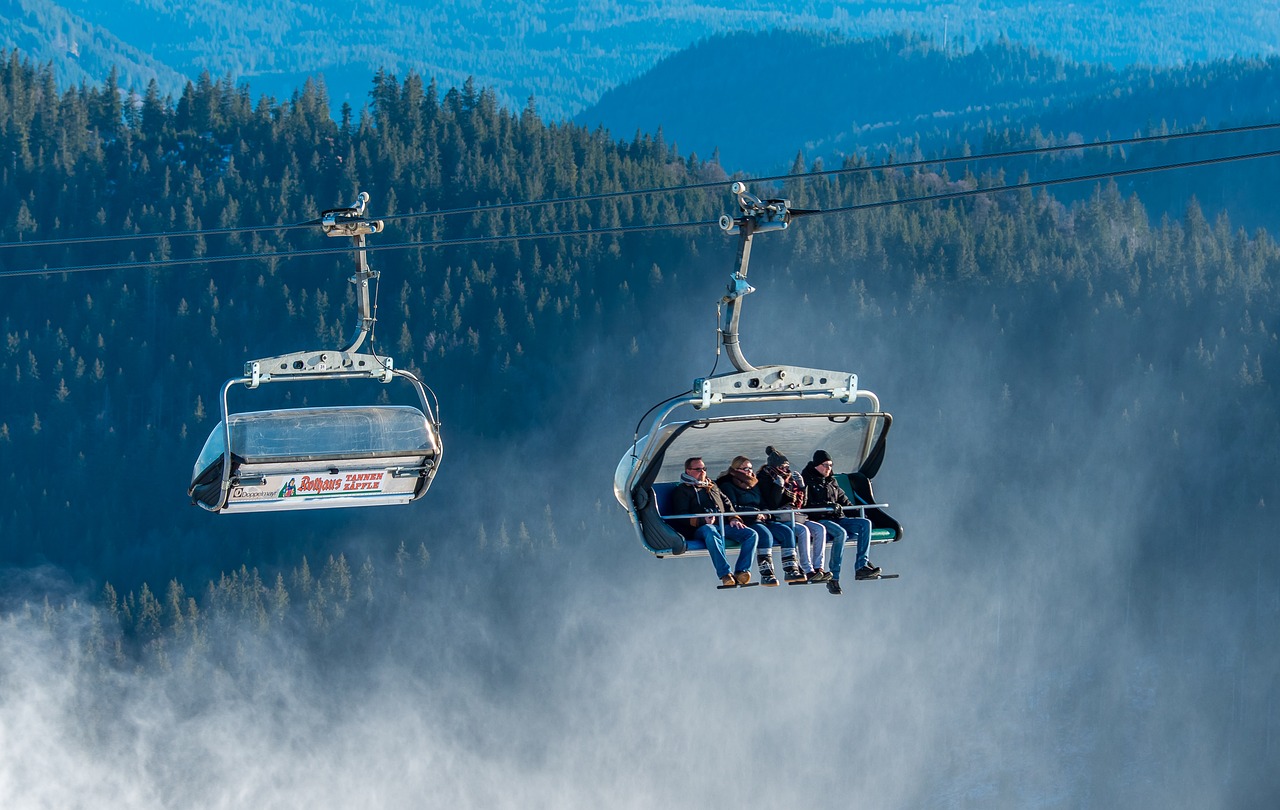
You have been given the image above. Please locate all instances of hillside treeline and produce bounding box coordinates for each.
[0,50,1277,589]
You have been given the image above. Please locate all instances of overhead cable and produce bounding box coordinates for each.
[0,219,720,278]
[2,121,1277,254]
[379,120,1280,226]
[812,147,1280,216]
[4,145,1280,279]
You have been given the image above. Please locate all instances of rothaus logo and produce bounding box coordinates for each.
[277,473,386,498]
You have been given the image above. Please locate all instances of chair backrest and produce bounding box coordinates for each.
[833,472,902,541]
[651,481,680,517]
[229,406,437,462]
[190,405,439,513]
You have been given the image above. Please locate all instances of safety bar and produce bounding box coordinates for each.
[663,504,888,521]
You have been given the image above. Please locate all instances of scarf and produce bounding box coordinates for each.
[681,472,711,487]
[783,470,806,509]
[729,468,758,489]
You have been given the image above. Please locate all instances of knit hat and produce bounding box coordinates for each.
[812,449,832,465]
[765,445,789,468]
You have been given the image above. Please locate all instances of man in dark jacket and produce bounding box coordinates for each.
[801,449,880,594]
[668,456,759,588]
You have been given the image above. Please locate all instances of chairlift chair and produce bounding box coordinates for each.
[189,193,443,513]
[614,183,903,557]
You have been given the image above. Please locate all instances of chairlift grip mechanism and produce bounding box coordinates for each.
[718,181,792,236]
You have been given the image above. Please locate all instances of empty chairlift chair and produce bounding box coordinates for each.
[188,192,443,513]
[190,404,440,513]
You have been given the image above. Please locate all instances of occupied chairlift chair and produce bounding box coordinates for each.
[614,183,903,557]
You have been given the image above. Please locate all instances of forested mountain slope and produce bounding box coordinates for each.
[1,49,1277,587]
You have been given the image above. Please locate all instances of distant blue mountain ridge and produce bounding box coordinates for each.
[3,0,1277,120]
[575,29,1280,183]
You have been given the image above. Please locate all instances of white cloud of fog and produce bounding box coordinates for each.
[1,460,1264,807]
[0,445,1273,810]
[3,265,1278,809]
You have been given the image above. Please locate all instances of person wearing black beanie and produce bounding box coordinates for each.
[801,450,880,593]
[766,446,790,469]
[759,446,819,584]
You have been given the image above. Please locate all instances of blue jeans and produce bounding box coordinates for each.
[814,516,871,579]
[747,521,795,552]
[696,522,759,579]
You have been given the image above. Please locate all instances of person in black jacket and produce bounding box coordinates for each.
[759,446,827,583]
[715,455,803,586]
[801,449,881,595]
[668,456,759,588]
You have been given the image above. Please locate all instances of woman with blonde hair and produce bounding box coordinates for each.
[716,455,803,586]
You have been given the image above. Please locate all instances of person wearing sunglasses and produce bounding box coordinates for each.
[802,449,881,594]
[759,446,826,584]
[668,456,759,588]
[717,454,804,586]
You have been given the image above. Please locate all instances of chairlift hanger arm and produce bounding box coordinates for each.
[321,192,385,355]
[680,183,869,407]
[715,181,813,373]
[240,192,402,389]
